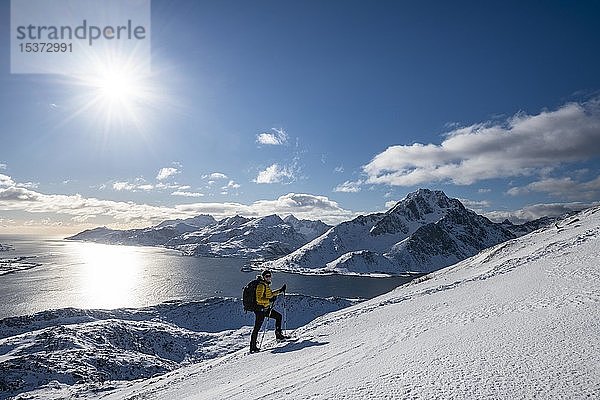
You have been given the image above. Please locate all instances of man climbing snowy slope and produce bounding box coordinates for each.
[249,269,288,353]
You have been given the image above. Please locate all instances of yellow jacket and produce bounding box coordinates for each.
[255,277,282,308]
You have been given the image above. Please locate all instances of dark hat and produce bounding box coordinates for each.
[261,269,272,277]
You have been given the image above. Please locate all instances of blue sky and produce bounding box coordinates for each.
[1,0,600,233]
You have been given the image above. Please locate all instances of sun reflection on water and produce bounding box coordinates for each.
[76,243,142,309]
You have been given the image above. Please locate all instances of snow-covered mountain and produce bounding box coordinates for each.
[167,214,315,259]
[283,215,331,242]
[66,225,182,246]
[0,295,358,399]
[263,189,515,275]
[91,205,599,400]
[154,215,217,233]
[66,215,331,261]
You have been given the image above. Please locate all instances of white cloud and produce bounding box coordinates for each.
[1,174,15,187]
[0,185,183,224]
[175,193,355,224]
[458,198,491,213]
[507,176,600,200]
[113,181,136,191]
[112,181,154,192]
[172,191,204,198]
[363,101,600,186]
[334,165,344,173]
[254,164,295,184]
[17,182,40,189]
[0,163,6,170]
[155,182,180,190]
[156,167,179,181]
[256,128,288,145]
[222,180,241,190]
[0,174,356,226]
[385,200,398,209]
[478,188,491,193]
[203,172,228,180]
[333,180,362,193]
[485,202,598,224]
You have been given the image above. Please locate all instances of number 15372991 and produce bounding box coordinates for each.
[19,42,73,52]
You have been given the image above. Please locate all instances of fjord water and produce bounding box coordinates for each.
[0,235,414,319]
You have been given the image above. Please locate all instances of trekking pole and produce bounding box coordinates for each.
[283,291,287,334]
[259,304,273,348]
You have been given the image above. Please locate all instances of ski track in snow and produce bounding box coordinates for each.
[92,207,600,400]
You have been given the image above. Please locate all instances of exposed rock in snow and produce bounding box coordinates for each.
[263,189,515,275]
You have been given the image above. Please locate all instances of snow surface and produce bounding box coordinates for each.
[87,205,600,400]
[0,295,357,399]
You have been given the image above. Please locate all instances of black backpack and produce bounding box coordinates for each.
[242,279,262,312]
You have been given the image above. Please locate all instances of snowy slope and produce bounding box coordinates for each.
[0,296,357,399]
[263,189,515,275]
[99,205,600,400]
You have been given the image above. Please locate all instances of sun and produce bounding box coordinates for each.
[65,53,164,132]
[96,68,139,105]
[87,60,150,113]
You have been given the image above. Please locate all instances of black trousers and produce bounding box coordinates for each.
[250,308,282,348]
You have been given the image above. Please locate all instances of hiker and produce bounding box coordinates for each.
[249,269,288,353]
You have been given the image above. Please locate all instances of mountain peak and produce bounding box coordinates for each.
[283,214,300,224]
[253,214,285,226]
[155,215,216,230]
[387,188,462,218]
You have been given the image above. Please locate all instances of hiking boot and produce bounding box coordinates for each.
[250,346,260,353]
[275,330,290,340]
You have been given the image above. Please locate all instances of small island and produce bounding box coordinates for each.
[0,243,14,252]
